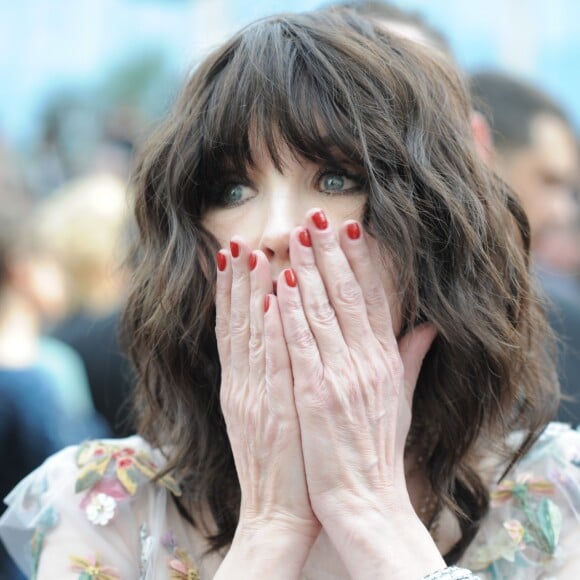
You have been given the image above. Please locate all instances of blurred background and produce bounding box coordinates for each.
[1,0,579,178]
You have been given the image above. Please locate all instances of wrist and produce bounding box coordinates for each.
[323,504,445,580]
[215,519,318,580]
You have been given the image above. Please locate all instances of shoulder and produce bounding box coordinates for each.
[4,435,181,516]
[0,436,185,578]
[73,436,181,499]
[461,422,580,578]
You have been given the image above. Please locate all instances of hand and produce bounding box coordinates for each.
[215,238,319,579]
[275,210,443,578]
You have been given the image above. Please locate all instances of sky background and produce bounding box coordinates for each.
[1,0,579,148]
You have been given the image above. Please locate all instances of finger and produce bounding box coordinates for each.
[229,237,252,376]
[263,293,296,417]
[338,219,399,352]
[249,250,273,386]
[215,249,232,369]
[397,322,438,405]
[292,209,379,354]
[288,226,347,362]
[276,267,324,389]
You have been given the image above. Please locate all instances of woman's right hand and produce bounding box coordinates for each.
[214,238,320,579]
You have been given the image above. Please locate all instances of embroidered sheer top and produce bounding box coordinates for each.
[1,423,580,579]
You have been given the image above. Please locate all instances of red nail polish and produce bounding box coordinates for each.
[264,294,270,313]
[249,252,257,271]
[347,222,361,240]
[217,251,227,271]
[230,241,240,258]
[299,228,312,247]
[312,210,328,230]
[284,269,297,288]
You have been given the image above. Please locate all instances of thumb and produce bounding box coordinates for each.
[397,322,438,405]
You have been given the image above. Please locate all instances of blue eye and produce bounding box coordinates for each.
[318,171,362,194]
[225,185,244,203]
[219,183,252,207]
[322,174,346,191]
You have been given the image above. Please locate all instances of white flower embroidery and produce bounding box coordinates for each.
[85,493,117,526]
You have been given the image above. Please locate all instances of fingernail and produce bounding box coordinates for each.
[299,228,312,247]
[249,252,257,271]
[230,240,240,258]
[217,251,227,271]
[264,294,270,313]
[312,210,328,230]
[346,222,361,240]
[284,268,297,288]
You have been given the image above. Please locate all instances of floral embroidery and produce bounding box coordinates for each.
[162,531,200,580]
[30,506,59,580]
[491,475,561,555]
[85,493,117,526]
[466,474,563,574]
[74,441,181,526]
[70,554,120,579]
[491,475,555,506]
[465,523,524,570]
[75,441,181,497]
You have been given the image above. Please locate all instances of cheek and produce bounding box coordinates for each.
[324,196,367,226]
[201,211,241,247]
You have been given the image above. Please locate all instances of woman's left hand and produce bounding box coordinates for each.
[275,209,444,579]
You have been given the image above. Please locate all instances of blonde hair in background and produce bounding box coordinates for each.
[25,174,131,316]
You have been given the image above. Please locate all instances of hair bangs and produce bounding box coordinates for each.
[195,17,368,203]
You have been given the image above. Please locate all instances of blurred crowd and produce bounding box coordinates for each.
[0,125,138,575]
[0,97,141,533]
[0,1,579,578]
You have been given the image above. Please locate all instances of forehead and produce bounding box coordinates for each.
[530,114,578,178]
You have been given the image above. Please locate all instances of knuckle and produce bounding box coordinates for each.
[335,278,363,309]
[215,316,229,339]
[287,326,317,351]
[249,323,263,348]
[249,344,264,369]
[317,235,336,254]
[307,298,336,327]
[230,307,248,335]
[285,295,303,311]
[365,283,386,307]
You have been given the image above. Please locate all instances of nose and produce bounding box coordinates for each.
[258,191,303,269]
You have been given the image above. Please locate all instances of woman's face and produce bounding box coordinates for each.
[201,143,403,335]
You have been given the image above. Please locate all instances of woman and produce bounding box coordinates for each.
[1,9,579,579]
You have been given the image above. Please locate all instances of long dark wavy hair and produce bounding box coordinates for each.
[122,9,558,561]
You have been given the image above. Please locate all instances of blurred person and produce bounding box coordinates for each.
[470,71,580,425]
[0,205,107,579]
[326,0,494,162]
[0,202,109,439]
[44,174,135,436]
[1,10,579,579]
[89,107,144,182]
[470,72,580,274]
[326,0,451,54]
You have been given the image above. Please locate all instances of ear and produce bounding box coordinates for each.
[470,111,493,164]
